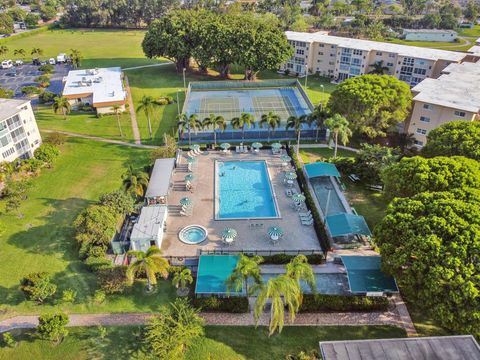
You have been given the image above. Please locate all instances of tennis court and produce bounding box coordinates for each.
[184,86,312,125]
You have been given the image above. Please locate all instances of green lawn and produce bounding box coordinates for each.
[385,37,473,51]
[458,25,480,38]
[0,137,179,318]
[299,147,357,163]
[0,325,406,360]
[35,106,135,142]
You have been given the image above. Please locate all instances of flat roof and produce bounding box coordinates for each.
[468,45,480,55]
[195,255,242,295]
[145,158,176,198]
[285,31,466,62]
[412,60,480,112]
[62,67,126,106]
[305,162,340,178]
[0,98,30,120]
[403,28,457,34]
[341,256,398,294]
[130,205,167,241]
[320,335,480,360]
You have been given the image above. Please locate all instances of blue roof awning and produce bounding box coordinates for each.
[195,255,243,295]
[305,162,340,178]
[341,256,399,293]
[326,213,372,237]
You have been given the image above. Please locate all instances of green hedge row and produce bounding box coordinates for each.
[299,294,390,313]
[260,253,324,264]
[288,146,331,253]
[191,296,249,313]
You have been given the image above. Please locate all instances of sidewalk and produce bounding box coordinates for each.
[123,75,142,145]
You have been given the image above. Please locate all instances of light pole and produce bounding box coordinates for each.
[182,68,186,91]
[176,89,181,114]
[304,65,308,89]
[319,84,324,110]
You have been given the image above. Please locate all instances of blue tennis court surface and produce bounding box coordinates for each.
[185,87,311,123]
[216,160,279,219]
[195,255,242,295]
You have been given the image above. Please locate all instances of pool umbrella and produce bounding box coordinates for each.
[292,193,306,203]
[268,226,284,238]
[221,227,237,240]
[187,157,197,164]
[280,155,291,162]
[190,144,200,151]
[252,142,263,149]
[271,142,282,149]
[220,143,231,150]
[180,197,192,206]
[185,174,195,182]
[284,171,298,180]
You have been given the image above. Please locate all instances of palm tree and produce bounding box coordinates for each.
[172,268,193,290]
[202,113,226,147]
[52,96,71,120]
[368,60,389,75]
[13,48,25,59]
[231,112,255,140]
[324,114,352,158]
[253,274,302,335]
[122,165,149,197]
[126,246,169,291]
[70,48,82,68]
[286,255,316,293]
[286,115,308,155]
[112,104,123,138]
[0,46,8,56]
[137,95,158,140]
[31,47,43,57]
[395,132,415,153]
[309,106,329,142]
[226,254,263,295]
[260,112,281,142]
[177,113,202,145]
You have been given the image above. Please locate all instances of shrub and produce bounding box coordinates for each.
[299,294,389,313]
[261,253,324,265]
[34,143,60,167]
[61,289,77,303]
[99,190,135,215]
[39,90,57,104]
[97,266,128,294]
[21,86,41,95]
[73,204,118,248]
[37,312,69,344]
[85,256,111,272]
[327,157,357,176]
[20,272,57,304]
[155,98,169,106]
[78,103,94,112]
[93,290,106,304]
[2,332,16,348]
[45,132,67,145]
[38,64,54,73]
[18,158,43,174]
[155,96,174,105]
[191,296,249,313]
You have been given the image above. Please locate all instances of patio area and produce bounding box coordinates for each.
[161,148,322,257]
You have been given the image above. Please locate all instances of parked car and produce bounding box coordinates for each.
[56,53,66,63]
[48,58,56,65]
[14,59,23,66]
[32,57,41,66]
[1,60,13,69]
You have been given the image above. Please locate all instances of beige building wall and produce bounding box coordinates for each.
[96,104,126,115]
[406,100,477,146]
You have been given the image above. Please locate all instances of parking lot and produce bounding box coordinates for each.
[0,62,70,97]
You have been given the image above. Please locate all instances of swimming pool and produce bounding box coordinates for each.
[215,160,280,219]
[310,177,346,216]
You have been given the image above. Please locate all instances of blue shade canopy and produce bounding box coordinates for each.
[305,162,340,178]
[326,213,371,237]
[341,256,399,293]
[195,255,242,294]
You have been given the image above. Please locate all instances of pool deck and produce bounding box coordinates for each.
[161,149,321,257]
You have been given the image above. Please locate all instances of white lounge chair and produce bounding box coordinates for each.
[301,218,313,226]
[243,146,248,153]
[235,146,240,153]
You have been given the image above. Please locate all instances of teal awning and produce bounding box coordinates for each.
[195,255,243,295]
[326,213,371,237]
[305,162,340,178]
[341,256,399,293]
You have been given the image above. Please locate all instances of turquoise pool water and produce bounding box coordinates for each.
[216,160,279,219]
[178,225,208,245]
[310,177,346,216]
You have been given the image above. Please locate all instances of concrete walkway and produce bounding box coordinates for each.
[124,75,142,145]
[41,129,157,149]
[122,62,173,71]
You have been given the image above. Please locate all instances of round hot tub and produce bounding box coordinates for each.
[178,225,208,245]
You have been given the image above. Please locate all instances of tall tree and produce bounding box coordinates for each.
[69,49,82,68]
[260,112,281,142]
[324,114,352,158]
[52,96,71,120]
[202,113,226,147]
[122,165,149,198]
[127,246,169,291]
[368,60,389,75]
[226,254,263,295]
[31,47,43,57]
[308,106,329,142]
[286,115,308,155]
[13,48,25,58]
[172,268,193,291]
[178,113,202,145]
[0,45,8,57]
[112,104,123,138]
[286,255,316,293]
[231,112,255,140]
[137,95,158,140]
[328,75,412,139]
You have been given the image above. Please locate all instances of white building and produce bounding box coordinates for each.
[281,31,467,87]
[130,205,168,252]
[0,99,41,163]
[62,67,127,114]
[402,29,458,42]
[405,61,480,147]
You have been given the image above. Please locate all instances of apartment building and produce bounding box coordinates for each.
[281,32,467,87]
[0,99,41,163]
[405,61,480,147]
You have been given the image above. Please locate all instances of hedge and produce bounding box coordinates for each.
[260,253,324,265]
[299,294,389,313]
[192,296,249,313]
